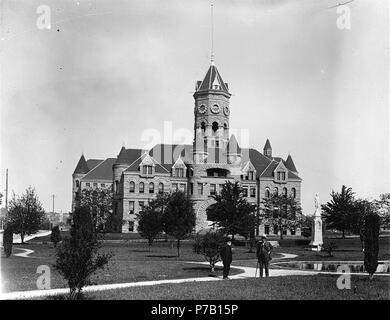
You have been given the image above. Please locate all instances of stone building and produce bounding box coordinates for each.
[72,63,302,236]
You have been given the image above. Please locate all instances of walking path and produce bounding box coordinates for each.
[13,247,35,258]
[1,252,317,300]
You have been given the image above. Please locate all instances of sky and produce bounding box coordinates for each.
[1,0,389,215]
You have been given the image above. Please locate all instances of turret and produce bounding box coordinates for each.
[263,139,272,158]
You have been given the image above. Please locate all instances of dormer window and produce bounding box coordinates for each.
[175,168,184,177]
[274,161,288,183]
[142,165,153,175]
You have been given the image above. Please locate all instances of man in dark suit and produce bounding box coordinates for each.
[220,236,233,279]
[256,235,273,277]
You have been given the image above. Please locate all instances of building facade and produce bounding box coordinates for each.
[72,63,302,236]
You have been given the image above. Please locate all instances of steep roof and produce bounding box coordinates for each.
[243,148,272,176]
[285,154,298,173]
[125,152,170,174]
[227,134,241,154]
[86,159,104,171]
[115,147,143,165]
[73,155,90,174]
[196,65,230,94]
[149,144,193,171]
[81,158,116,181]
[263,139,272,150]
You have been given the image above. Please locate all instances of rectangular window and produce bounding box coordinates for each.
[139,201,144,212]
[180,183,186,193]
[265,225,270,235]
[190,183,194,195]
[277,172,281,180]
[172,183,178,192]
[148,166,153,175]
[219,184,224,194]
[198,183,203,195]
[215,140,219,148]
[250,187,256,198]
[175,168,184,177]
[128,221,134,232]
[210,184,216,196]
[129,201,135,215]
[281,172,286,180]
[142,166,147,175]
[93,182,98,187]
[86,183,90,187]
[243,188,248,197]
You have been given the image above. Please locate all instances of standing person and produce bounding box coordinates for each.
[256,235,273,277]
[220,236,233,279]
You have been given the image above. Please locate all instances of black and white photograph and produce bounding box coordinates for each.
[0,0,389,306]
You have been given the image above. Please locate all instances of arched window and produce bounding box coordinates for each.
[201,122,206,131]
[224,123,228,130]
[212,122,219,132]
[129,181,135,193]
[139,182,144,193]
[115,180,119,194]
[76,180,79,188]
[158,182,164,194]
[274,187,278,196]
[292,188,296,199]
[265,188,270,199]
[149,182,154,194]
[283,187,287,197]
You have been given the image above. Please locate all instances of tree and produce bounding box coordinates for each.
[162,191,196,257]
[77,188,113,232]
[54,206,112,299]
[50,225,61,247]
[374,193,390,229]
[7,187,45,244]
[193,231,225,272]
[3,224,13,258]
[207,181,256,240]
[321,185,356,238]
[261,193,302,240]
[137,204,164,248]
[361,203,380,280]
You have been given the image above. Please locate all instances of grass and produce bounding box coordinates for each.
[1,241,247,293]
[82,274,390,300]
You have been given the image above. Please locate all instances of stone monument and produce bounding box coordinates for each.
[310,194,323,251]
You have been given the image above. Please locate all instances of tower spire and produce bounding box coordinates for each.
[210,3,215,65]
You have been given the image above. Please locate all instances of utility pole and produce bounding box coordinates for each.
[51,194,55,213]
[5,168,8,211]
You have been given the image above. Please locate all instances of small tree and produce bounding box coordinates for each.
[322,241,338,257]
[262,193,302,240]
[54,206,112,299]
[50,226,61,247]
[193,231,225,272]
[374,193,390,229]
[7,187,45,243]
[162,191,196,257]
[207,181,256,240]
[77,187,113,232]
[137,205,164,249]
[361,203,380,280]
[3,225,13,258]
[321,185,356,238]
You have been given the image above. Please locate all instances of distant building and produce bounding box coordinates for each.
[72,63,302,236]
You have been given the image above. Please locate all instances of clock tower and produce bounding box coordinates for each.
[193,64,231,164]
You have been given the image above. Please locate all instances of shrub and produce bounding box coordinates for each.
[3,225,13,258]
[54,206,112,299]
[50,226,61,247]
[193,231,225,272]
[322,242,338,257]
[362,209,380,279]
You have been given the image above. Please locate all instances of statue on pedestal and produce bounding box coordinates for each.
[310,194,323,251]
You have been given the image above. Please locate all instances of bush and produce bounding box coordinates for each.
[50,226,61,247]
[193,231,225,272]
[362,210,380,279]
[322,242,338,257]
[3,225,13,258]
[54,206,112,299]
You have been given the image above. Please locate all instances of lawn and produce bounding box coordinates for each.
[82,274,390,300]
[1,241,248,293]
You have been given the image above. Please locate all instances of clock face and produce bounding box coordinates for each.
[223,106,230,116]
[198,105,207,114]
[211,104,220,114]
